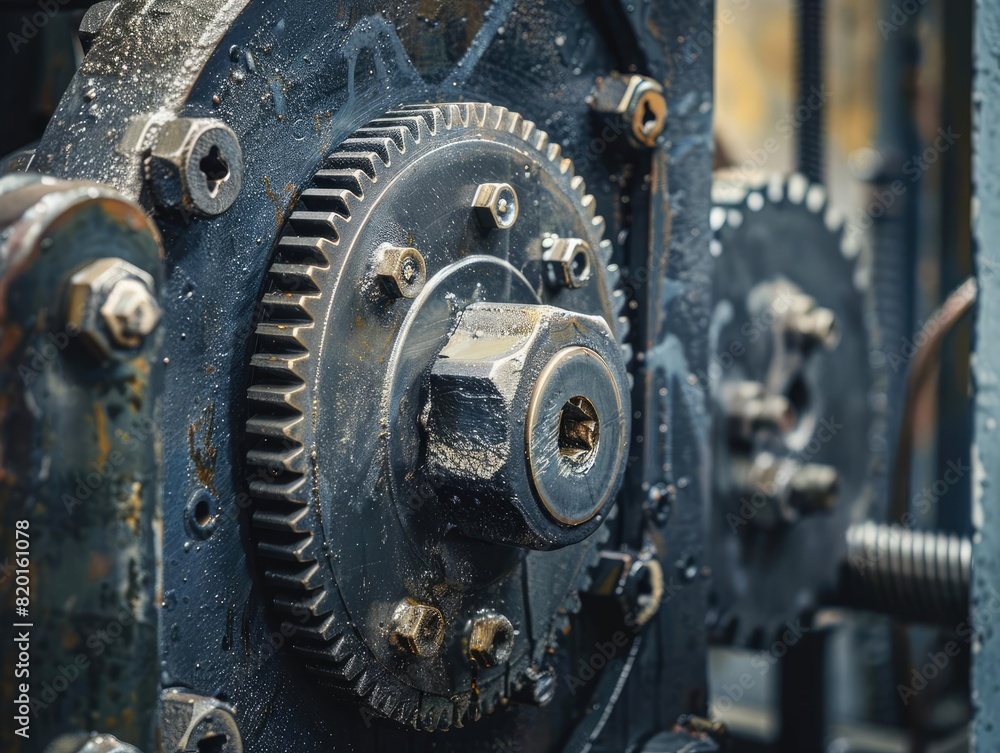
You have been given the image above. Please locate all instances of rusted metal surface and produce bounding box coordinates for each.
[0,176,163,752]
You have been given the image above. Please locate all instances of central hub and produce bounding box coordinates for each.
[424,303,628,549]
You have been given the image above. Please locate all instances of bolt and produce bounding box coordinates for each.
[66,258,160,359]
[373,244,426,299]
[543,237,592,289]
[472,182,519,230]
[511,664,556,706]
[590,73,667,149]
[468,612,515,667]
[623,76,668,147]
[43,732,143,753]
[725,381,795,441]
[100,277,161,348]
[788,463,840,514]
[390,600,445,657]
[785,293,839,350]
[146,117,243,217]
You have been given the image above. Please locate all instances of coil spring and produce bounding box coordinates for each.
[841,521,971,625]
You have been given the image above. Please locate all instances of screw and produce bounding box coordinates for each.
[66,258,160,359]
[542,237,592,289]
[789,463,840,514]
[373,245,426,299]
[472,182,519,230]
[468,612,515,667]
[389,600,445,657]
[146,118,243,217]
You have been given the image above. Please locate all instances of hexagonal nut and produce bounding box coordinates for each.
[424,302,630,550]
[373,244,426,299]
[472,182,519,230]
[468,612,515,668]
[66,258,159,359]
[389,600,445,657]
[590,73,667,148]
[543,237,592,289]
[146,118,243,217]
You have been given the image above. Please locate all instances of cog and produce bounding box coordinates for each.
[706,173,875,648]
[245,103,628,729]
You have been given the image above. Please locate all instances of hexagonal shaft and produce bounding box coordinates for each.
[423,302,630,550]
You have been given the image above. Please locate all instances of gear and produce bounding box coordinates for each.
[245,103,628,730]
[706,173,875,648]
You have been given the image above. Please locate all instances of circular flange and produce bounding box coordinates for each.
[245,103,628,729]
[527,346,626,525]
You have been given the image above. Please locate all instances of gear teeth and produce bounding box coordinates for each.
[257,533,314,563]
[287,212,344,240]
[266,562,324,592]
[246,441,305,472]
[341,137,401,166]
[274,589,332,618]
[249,474,309,504]
[247,382,304,412]
[275,235,335,264]
[531,127,549,154]
[246,412,304,443]
[313,168,368,197]
[392,106,444,136]
[294,613,341,643]
[598,238,614,262]
[254,321,311,351]
[365,117,424,142]
[259,291,315,323]
[249,351,309,379]
[267,263,324,293]
[298,188,354,216]
[326,152,381,179]
[252,505,309,533]
[570,174,586,197]
[591,214,606,238]
[350,126,411,152]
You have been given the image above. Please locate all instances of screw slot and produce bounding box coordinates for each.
[200,145,231,198]
[558,395,600,469]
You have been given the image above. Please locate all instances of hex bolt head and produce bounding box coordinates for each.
[66,257,160,359]
[389,600,445,657]
[784,293,840,351]
[100,277,161,348]
[146,117,244,217]
[468,612,515,668]
[590,73,668,149]
[725,381,796,442]
[472,182,519,230]
[374,244,427,299]
[542,237,592,289]
[624,77,668,147]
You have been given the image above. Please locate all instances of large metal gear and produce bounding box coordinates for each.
[706,173,875,648]
[245,102,630,730]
